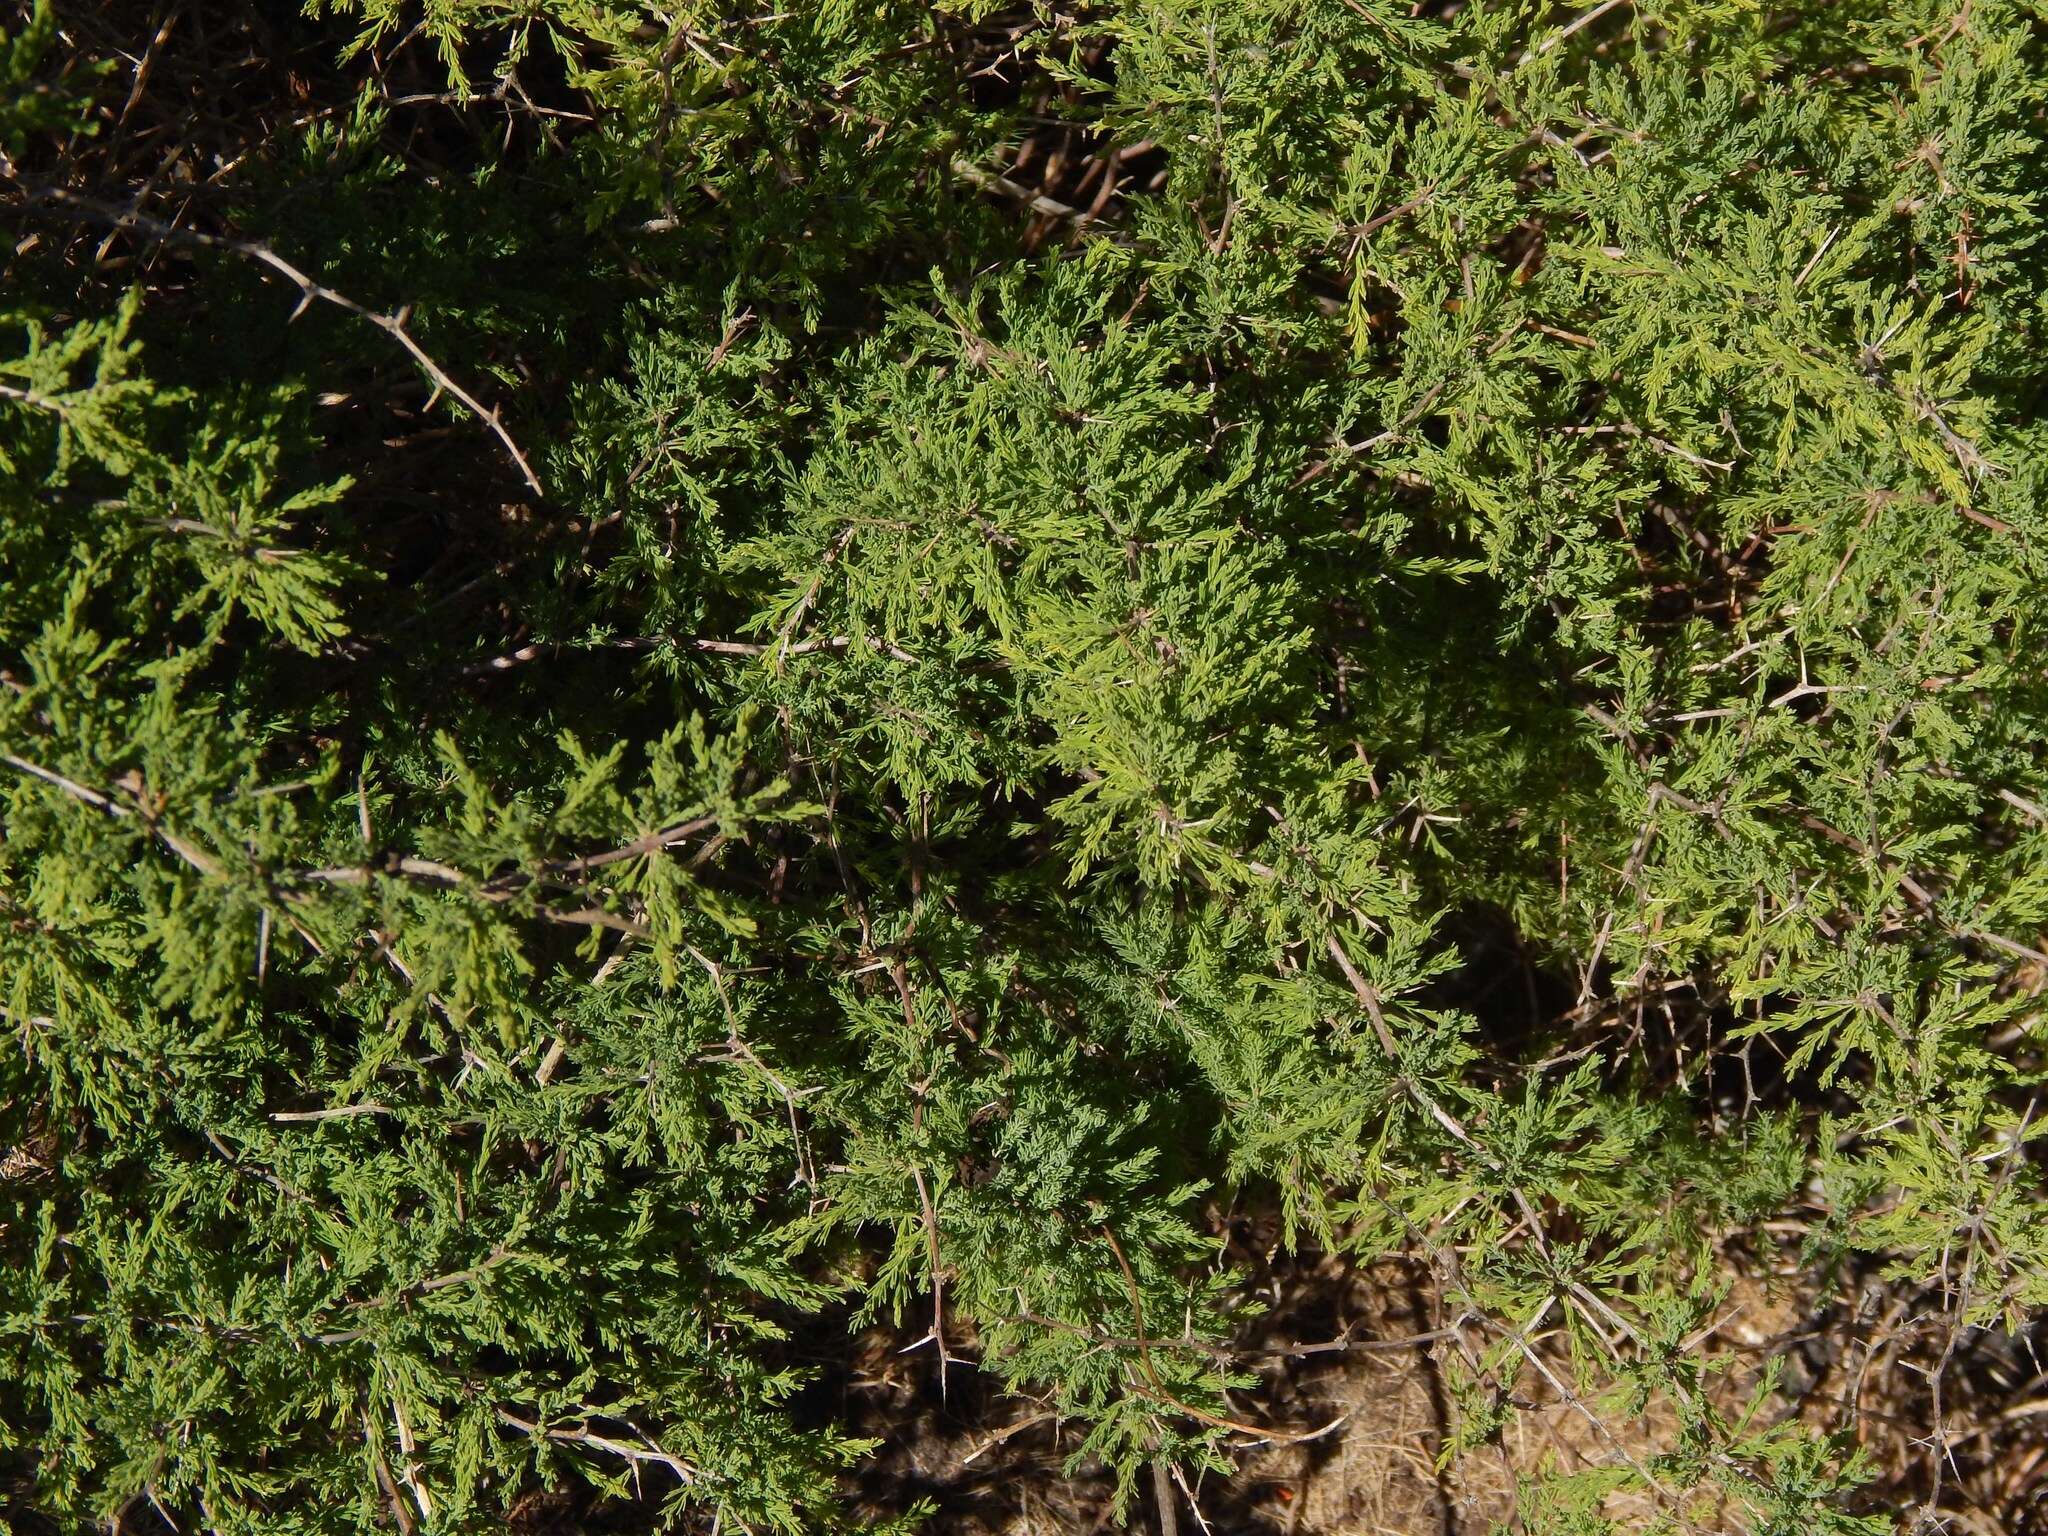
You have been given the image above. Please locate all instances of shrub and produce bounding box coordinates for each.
[2,0,2045,1531]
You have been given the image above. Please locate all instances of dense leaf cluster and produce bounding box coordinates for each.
[2,0,2046,1531]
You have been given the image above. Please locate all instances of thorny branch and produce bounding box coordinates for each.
[4,177,544,496]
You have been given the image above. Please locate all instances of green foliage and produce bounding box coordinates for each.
[3,0,2047,1530]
